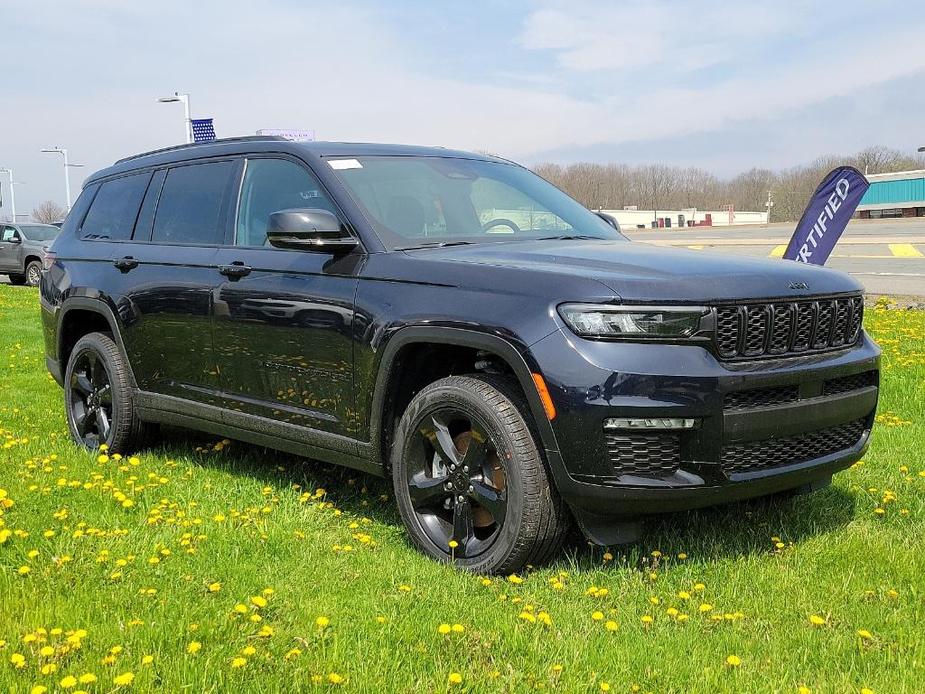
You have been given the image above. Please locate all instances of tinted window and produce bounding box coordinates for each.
[19,225,60,242]
[152,161,235,245]
[236,159,337,247]
[80,172,151,240]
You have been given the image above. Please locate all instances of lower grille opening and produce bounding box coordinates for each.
[605,431,681,477]
[823,370,878,396]
[721,417,867,475]
[724,385,799,410]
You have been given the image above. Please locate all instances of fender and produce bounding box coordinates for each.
[368,325,561,466]
[56,296,139,388]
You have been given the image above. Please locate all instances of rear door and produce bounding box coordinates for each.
[211,156,362,437]
[103,159,239,404]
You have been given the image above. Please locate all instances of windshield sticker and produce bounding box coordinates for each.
[328,159,363,170]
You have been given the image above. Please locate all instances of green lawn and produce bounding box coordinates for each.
[1,284,923,693]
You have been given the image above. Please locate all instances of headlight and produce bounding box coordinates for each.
[558,304,708,339]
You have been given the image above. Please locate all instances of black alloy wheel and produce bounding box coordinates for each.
[68,348,114,447]
[64,332,152,453]
[406,407,508,558]
[392,374,570,574]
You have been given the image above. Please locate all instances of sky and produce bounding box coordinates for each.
[1,0,924,219]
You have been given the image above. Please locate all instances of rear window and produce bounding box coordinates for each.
[152,161,235,245]
[80,172,152,240]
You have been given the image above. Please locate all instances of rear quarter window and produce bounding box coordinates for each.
[80,172,152,240]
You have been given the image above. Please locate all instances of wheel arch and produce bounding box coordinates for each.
[370,326,559,469]
[58,298,137,388]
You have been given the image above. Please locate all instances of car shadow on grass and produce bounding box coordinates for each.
[152,427,859,573]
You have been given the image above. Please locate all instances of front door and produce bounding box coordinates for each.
[212,157,362,437]
[0,225,21,273]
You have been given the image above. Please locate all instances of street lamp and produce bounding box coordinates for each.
[0,167,18,222]
[40,147,84,211]
[157,92,192,144]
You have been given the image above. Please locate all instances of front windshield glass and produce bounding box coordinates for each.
[19,225,60,242]
[327,156,624,249]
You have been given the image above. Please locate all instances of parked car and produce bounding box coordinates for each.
[40,137,880,573]
[1,222,60,286]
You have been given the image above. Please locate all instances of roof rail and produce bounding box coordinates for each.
[115,135,288,165]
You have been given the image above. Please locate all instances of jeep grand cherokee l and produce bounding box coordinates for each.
[40,137,880,574]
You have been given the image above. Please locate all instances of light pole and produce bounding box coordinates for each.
[40,147,84,211]
[157,92,192,144]
[0,167,17,222]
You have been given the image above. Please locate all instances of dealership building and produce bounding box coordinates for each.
[856,169,925,219]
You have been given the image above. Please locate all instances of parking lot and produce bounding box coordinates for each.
[626,218,925,298]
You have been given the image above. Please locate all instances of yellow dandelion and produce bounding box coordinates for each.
[605,620,619,632]
[316,616,330,629]
[113,672,135,687]
[328,672,344,684]
[250,595,267,608]
[60,675,78,689]
[448,672,463,685]
[809,615,826,626]
[438,623,451,634]
[230,657,246,669]
[726,655,742,667]
[591,611,604,621]
[186,641,202,654]
[207,582,221,593]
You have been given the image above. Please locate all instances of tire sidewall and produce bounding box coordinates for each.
[25,261,42,287]
[392,380,531,573]
[64,334,124,451]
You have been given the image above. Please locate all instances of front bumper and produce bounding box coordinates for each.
[528,328,880,539]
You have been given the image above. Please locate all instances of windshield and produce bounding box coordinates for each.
[326,156,624,249]
[19,225,60,242]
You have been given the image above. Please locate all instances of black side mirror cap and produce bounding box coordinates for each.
[265,209,358,252]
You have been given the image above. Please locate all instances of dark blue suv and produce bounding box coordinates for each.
[40,137,880,573]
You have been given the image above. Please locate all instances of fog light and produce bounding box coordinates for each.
[604,418,698,430]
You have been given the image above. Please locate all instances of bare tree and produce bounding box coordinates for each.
[531,146,925,222]
[33,200,66,224]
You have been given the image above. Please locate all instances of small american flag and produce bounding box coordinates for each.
[191,118,216,143]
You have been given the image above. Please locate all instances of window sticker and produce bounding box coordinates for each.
[328,159,363,170]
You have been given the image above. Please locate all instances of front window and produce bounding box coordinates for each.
[327,156,623,249]
[18,225,59,242]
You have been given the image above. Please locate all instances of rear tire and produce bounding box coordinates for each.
[64,332,152,453]
[24,260,42,287]
[391,374,570,574]
[7,273,25,286]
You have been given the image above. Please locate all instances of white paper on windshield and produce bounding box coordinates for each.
[328,159,363,170]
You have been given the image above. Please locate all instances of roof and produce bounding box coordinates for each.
[90,137,504,184]
[864,169,925,183]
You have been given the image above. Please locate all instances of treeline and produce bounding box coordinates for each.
[533,146,924,222]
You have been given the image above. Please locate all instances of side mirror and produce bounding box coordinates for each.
[266,209,358,252]
[7,234,21,244]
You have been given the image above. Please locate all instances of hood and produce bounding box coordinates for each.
[411,239,862,303]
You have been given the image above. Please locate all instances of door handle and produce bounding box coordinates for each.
[218,262,252,279]
[113,256,139,272]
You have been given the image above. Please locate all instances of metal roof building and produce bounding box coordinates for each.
[857,169,925,219]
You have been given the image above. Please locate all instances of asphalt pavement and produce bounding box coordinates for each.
[625,218,925,298]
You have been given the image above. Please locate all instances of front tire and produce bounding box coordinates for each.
[391,374,570,574]
[64,332,150,453]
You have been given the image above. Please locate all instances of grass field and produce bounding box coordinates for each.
[1,284,923,693]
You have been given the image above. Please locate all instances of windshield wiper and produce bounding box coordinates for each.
[535,234,605,241]
[396,240,476,251]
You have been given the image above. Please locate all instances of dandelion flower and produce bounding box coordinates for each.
[451,623,464,633]
[186,641,202,654]
[726,655,741,667]
[113,672,135,687]
[60,676,78,689]
[605,620,619,632]
[809,615,826,626]
[78,674,98,684]
[207,582,221,593]
[316,616,330,629]
[230,657,246,669]
[328,672,344,684]
[857,629,873,640]
[448,673,463,685]
[438,623,452,634]
[592,611,604,621]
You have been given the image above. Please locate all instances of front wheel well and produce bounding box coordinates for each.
[24,255,42,268]
[380,342,525,467]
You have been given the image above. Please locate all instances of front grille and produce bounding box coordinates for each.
[713,296,863,360]
[724,385,799,410]
[823,370,878,396]
[605,431,681,477]
[721,417,867,475]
